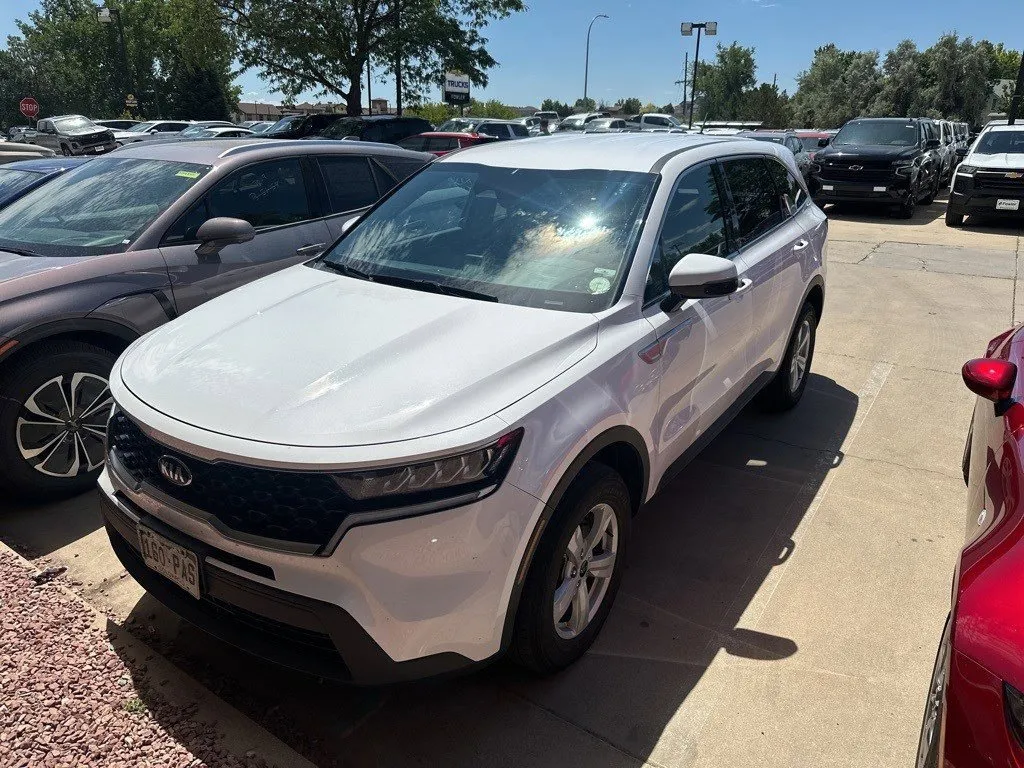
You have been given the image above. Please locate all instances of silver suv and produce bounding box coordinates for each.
[0,138,431,498]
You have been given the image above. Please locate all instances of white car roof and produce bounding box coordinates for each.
[985,123,1024,133]
[436,133,741,173]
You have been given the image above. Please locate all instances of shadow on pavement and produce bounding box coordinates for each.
[0,488,102,558]
[113,372,858,768]
[822,198,947,226]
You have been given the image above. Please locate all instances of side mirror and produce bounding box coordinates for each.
[817,138,829,147]
[662,253,739,311]
[195,217,255,261]
[340,214,362,235]
[926,138,940,149]
[148,128,159,134]
[963,358,1016,402]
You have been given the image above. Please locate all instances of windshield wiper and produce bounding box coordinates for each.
[318,260,372,281]
[0,245,45,258]
[369,274,498,302]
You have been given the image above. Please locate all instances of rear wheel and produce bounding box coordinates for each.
[59,144,71,157]
[0,341,116,500]
[915,614,951,768]
[510,462,630,674]
[945,205,965,227]
[758,301,817,413]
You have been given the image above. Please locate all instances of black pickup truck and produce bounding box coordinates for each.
[810,117,944,218]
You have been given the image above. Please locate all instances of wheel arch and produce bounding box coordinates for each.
[0,317,139,370]
[499,425,650,654]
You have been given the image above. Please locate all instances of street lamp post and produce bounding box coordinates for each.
[97,5,142,116]
[583,13,609,107]
[681,20,717,128]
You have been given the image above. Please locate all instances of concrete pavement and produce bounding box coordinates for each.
[1,196,1021,767]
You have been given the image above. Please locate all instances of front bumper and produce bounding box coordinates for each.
[70,141,116,156]
[98,465,544,684]
[812,178,909,204]
[950,188,1024,217]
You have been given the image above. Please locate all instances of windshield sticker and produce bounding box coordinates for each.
[176,170,200,179]
[593,267,617,277]
[589,277,611,295]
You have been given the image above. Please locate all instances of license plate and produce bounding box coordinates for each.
[138,525,200,599]
[822,184,834,191]
[997,199,1021,211]
[873,186,887,192]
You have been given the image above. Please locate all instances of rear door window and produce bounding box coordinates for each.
[375,154,430,183]
[425,137,458,152]
[764,157,805,215]
[317,156,381,214]
[720,157,788,247]
[510,124,529,137]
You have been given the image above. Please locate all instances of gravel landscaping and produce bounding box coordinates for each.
[0,545,269,768]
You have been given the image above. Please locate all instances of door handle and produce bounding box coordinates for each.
[295,243,325,256]
[733,277,753,294]
[793,239,810,251]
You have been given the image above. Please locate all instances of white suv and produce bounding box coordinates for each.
[947,122,1024,226]
[99,134,827,684]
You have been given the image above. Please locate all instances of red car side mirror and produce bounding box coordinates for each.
[962,358,1017,403]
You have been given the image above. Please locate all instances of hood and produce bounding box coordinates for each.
[969,153,1024,170]
[64,126,108,138]
[817,145,919,163]
[119,265,599,447]
[0,143,51,155]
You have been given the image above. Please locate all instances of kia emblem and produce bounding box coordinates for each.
[158,455,193,487]
[849,165,863,171]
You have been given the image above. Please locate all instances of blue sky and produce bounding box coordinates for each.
[3,0,1021,109]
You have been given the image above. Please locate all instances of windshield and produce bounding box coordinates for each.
[834,121,918,147]
[319,162,656,312]
[800,137,822,151]
[54,116,97,132]
[746,135,784,145]
[974,130,1024,155]
[0,158,210,257]
[127,122,156,133]
[266,115,303,134]
[319,118,365,139]
[180,125,209,137]
[0,169,42,205]
[558,118,585,131]
[438,119,480,132]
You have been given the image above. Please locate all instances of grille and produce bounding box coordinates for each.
[77,132,110,147]
[819,166,894,184]
[108,412,351,550]
[975,170,1024,194]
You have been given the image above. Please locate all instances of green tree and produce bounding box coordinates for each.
[540,98,572,117]
[987,42,1022,80]
[694,42,757,120]
[659,103,675,114]
[791,45,881,128]
[868,40,925,117]
[744,84,791,127]
[573,97,596,112]
[640,101,658,114]
[620,97,642,115]
[406,101,457,124]
[466,98,516,118]
[218,0,524,116]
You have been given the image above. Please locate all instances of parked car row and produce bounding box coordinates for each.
[0,131,826,686]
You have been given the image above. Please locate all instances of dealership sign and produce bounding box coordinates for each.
[444,72,470,105]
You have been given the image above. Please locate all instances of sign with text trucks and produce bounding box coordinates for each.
[444,72,470,105]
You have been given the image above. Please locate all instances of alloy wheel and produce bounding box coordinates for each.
[15,372,111,478]
[553,502,619,640]
[789,319,812,393]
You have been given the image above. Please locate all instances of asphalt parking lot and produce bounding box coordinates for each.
[2,195,1022,768]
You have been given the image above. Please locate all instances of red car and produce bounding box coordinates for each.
[397,131,498,157]
[918,324,1024,767]
[795,130,832,160]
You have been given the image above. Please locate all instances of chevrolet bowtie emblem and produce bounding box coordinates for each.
[849,165,863,171]
[1006,172,1023,179]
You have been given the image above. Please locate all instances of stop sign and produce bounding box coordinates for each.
[19,97,39,119]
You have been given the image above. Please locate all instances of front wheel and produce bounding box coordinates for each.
[510,462,630,674]
[59,144,72,157]
[758,301,818,412]
[945,206,965,227]
[0,341,117,500]
[919,175,939,206]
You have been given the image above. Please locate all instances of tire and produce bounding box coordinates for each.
[0,341,117,500]
[919,175,939,206]
[894,194,915,219]
[758,301,818,413]
[915,613,951,768]
[945,206,964,227]
[59,144,71,157]
[510,462,631,674]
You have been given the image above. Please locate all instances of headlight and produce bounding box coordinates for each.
[332,428,523,510]
[893,160,914,177]
[957,164,978,175]
[810,163,822,174]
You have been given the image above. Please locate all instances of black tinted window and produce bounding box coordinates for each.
[425,137,458,152]
[659,163,729,269]
[478,123,507,138]
[375,155,428,183]
[721,157,787,245]
[206,158,312,228]
[510,124,529,137]
[398,136,427,151]
[318,156,380,213]
[765,158,804,215]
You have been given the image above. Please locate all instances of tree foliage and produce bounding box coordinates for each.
[619,97,642,115]
[219,0,524,116]
[572,97,596,113]
[540,98,572,118]
[695,43,757,121]
[0,0,237,126]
